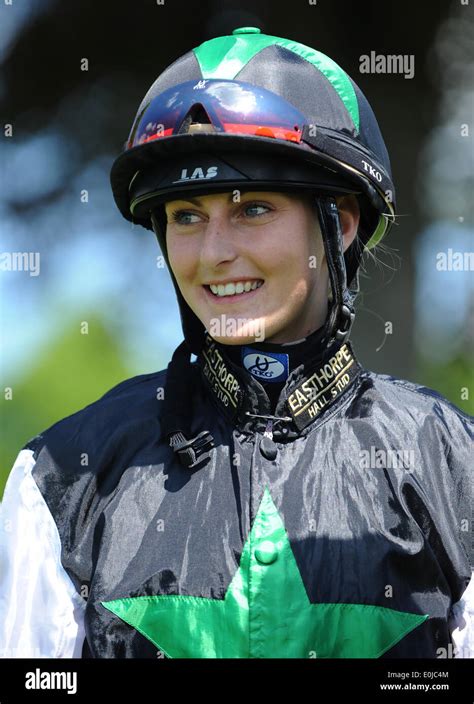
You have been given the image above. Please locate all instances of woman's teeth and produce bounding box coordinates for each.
[209,280,264,297]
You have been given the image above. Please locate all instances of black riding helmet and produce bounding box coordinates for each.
[110,27,396,355]
[109,27,397,467]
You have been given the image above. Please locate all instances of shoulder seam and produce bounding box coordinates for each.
[98,368,167,401]
[363,370,474,422]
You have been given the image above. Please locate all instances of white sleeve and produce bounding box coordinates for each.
[449,571,474,658]
[0,448,86,658]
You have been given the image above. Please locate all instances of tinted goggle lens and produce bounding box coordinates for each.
[127,79,307,149]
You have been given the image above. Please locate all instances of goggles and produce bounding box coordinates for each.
[127,78,307,149]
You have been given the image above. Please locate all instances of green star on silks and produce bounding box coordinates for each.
[101,486,428,658]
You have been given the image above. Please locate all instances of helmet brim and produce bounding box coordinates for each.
[110,132,387,230]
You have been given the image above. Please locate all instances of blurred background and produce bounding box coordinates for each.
[1,0,473,497]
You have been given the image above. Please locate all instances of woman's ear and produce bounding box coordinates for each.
[335,195,360,252]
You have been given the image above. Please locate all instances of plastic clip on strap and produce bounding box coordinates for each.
[169,430,215,470]
[315,196,356,346]
[335,301,355,343]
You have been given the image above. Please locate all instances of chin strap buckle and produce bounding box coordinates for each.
[170,430,215,470]
[335,304,356,343]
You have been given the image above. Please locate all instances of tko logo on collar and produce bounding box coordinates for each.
[201,336,241,410]
[242,348,289,383]
[287,343,360,430]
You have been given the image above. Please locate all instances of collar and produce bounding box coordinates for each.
[218,324,327,383]
[196,331,363,438]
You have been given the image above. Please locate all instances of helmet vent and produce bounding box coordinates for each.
[177,103,212,134]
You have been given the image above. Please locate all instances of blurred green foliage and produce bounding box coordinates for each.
[1,313,134,499]
[416,352,474,417]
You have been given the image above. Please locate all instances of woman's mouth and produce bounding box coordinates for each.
[202,279,264,303]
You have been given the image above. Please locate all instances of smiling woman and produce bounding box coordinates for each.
[1,26,472,661]
[162,190,359,345]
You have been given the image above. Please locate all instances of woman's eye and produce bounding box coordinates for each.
[167,202,271,225]
[243,203,270,218]
[168,210,200,225]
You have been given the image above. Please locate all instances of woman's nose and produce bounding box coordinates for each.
[199,217,238,267]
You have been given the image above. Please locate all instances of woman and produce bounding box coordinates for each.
[1,27,472,659]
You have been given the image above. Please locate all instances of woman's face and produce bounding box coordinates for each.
[164,190,330,345]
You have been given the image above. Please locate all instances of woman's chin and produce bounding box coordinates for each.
[212,335,253,346]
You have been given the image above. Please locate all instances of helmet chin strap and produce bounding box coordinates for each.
[314,196,356,348]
